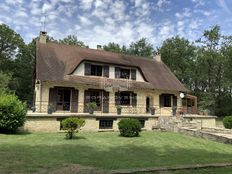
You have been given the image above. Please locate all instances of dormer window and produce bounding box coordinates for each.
[120,68,130,79]
[115,67,136,80]
[85,62,109,77]
[91,64,102,76]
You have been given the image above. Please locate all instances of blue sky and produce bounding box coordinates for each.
[0,0,232,48]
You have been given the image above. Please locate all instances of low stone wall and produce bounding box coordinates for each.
[202,127,232,134]
[23,115,158,132]
[179,127,232,144]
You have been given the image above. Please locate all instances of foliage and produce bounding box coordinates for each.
[0,71,12,92]
[86,102,97,110]
[118,118,141,137]
[59,35,88,47]
[103,42,125,53]
[223,116,232,129]
[128,38,154,57]
[0,92,27,133]
[61,117,85,139]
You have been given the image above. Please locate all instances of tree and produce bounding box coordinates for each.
[103,42,123,53]
[128,38,154,57]
[61,117,85,139]
[59,35,87,47]
[159,36,196,89]
[0,72,11,92]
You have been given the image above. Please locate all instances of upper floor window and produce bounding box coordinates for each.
[85,63,109,77]
[91,64,102,76]
[115,67,136,80]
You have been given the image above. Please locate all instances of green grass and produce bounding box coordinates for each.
[1,131,232,173]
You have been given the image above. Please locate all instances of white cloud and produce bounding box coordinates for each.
[42,3,53,12]
[156,0,170,9]
[175,8,192,19]
[79,0,93,10]
[15,11,28,18]
[79,16,92,26]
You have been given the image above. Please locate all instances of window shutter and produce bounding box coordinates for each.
[84,90,91,113]
[115,92,120,105]
[49,88,57,111]
[103,65,109,77]
[71,89,78,113]
[159,94,164,107]
[132,92,137,107]
[115,67,120,78]
[131,69,136,80]
[102,91,109,113]
[173,95,177,108]
[85,63,91,75]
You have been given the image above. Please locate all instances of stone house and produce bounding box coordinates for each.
[25,32,194,132]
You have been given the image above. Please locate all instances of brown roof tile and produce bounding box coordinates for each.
[36,42,188,92]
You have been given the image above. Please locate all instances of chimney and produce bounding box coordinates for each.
[97,45,103,50]
[39,31,47,44]
[153,54,161,62]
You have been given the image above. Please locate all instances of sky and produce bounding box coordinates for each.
[0,0,232,48]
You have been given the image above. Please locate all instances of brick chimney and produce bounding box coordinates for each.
[97,45,103,50]
[39,31,47,44]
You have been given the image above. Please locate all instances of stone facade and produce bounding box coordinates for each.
[23,115,159,132]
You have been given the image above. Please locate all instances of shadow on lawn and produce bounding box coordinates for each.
[1,141,232,173]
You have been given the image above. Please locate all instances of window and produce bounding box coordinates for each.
[57,89,71,111]
[89,91,101,108]
[163,95,171,107]
[90,64,102,76]
[160,94,172,107]
[99,119,113,129]
[120,68,130,79]
[115,92,137,106]
[119,92,131,105]
[138,119,145,128]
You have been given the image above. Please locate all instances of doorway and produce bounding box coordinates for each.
[146,97,150,113]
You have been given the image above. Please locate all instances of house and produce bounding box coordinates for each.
[25,31,209,132]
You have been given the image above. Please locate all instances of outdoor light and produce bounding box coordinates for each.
[180,92,185,99]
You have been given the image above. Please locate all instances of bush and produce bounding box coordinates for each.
[61,117,85,139]
[0,93,27,133]
[118,118,141,137]
[223,116,232,129]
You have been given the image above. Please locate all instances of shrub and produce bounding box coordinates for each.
[0,93,27,133]
[118,118,141,137]
[61,117,85,139]
[223,116,232,129]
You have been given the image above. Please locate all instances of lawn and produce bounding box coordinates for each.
[0,131,232,174]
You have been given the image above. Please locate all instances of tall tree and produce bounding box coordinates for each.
[103,42,123,53]
[128,38,154,57]
[159,36,196,88]
[59,35,88,47]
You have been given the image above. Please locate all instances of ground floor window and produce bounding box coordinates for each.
[138,119,145,128]
[99,119,113,129]
[160,94,172,107]
[56,88,71,111]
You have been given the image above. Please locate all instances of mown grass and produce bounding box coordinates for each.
[0,131,232,173]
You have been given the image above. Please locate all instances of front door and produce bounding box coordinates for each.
[146,97,150,113]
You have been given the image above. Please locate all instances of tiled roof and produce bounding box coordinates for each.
[36,42,188,92]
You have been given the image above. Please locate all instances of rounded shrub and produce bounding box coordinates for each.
[223,116,232,129]
[118,118,141,137]
[62,117,85,139]
[0,93,27,133]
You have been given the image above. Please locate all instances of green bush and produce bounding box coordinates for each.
[223,116,232,129]
[61,117,85,139]
[0,93,27,133]
[118,118,141,137]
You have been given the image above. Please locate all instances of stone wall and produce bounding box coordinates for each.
[23,116,158,132]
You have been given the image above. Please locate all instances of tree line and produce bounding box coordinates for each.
[0,23,231,116]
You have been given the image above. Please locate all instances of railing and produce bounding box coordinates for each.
[29,101,184,116]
